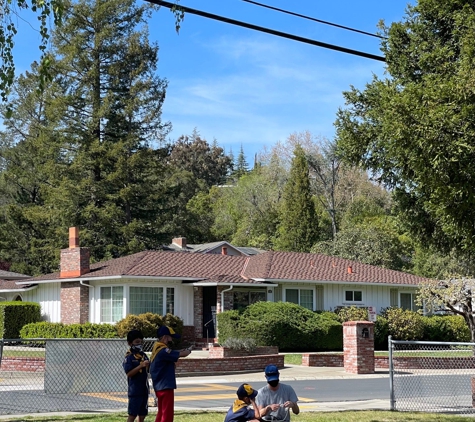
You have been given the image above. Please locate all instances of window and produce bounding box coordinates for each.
[100,286,124,323]
[285,288,314,310]
[345,290,362,302]
[400,292,417,311]
[233,290,266,310]
[129,286,175,316]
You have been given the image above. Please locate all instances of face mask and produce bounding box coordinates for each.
[131,344,143,352]
[268,380,279,388]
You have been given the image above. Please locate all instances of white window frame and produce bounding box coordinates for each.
[344,290,363,304]
[98,284,176,323]
[283,287,315,311]
[100,285,125,323]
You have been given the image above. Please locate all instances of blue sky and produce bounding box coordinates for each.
[13,0,413,162]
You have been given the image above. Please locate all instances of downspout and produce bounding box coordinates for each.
[80,280,94,323]
[217,285,234,340]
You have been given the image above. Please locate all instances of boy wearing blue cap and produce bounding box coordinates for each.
[224,383,261,422]
[123,329,150,422]
[256,364,299,422]
[149,325,191,422]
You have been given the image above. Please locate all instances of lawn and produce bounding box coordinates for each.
[1,410,470,422]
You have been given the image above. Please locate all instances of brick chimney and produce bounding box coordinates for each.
[221,246,227,255]
[60,227,90,278]
[348,266,353,274]
[172,237,187,249]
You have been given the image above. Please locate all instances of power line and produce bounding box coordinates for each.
[151,0,386,62]
[242,0,386,39]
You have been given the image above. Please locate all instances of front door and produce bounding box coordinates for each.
[202,286,217,339]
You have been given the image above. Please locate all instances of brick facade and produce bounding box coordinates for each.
[216,286,233,313]
[60,281,89,324]
[343,321,375,374]
[60,247,90,278]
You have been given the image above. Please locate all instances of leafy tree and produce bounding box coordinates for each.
[312,221,409,271]
[335,0,475,256]
[167,131,232,188]
[417,278,475,342]
[274,145,319,252]
[1,0,63,102]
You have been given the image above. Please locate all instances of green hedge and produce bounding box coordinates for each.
[20,322,118,338]
[0,302,41,338]
[217,302,342,352]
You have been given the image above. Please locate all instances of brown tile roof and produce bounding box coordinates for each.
[0,270,30,279]
[21,249,429,286]
[0,279,29,290]
[23,251,248,282]
[242,251,428,286]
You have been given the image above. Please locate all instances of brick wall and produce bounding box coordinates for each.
[0,357,45,372]
[302,353,344,367]
[60,281,89,324]
[182,325,195,343]
[2,354,283,374]
[216,286,233,313]
[209,346,279,358]
[176,354,284,374]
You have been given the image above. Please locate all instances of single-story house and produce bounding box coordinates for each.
[14,228,430,342]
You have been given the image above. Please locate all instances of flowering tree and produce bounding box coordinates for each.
[417,278,475,342]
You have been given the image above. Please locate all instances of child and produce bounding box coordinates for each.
[224,383,261,422]
[123,329,150,422]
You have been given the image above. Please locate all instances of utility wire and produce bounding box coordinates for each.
[151,0,386,62]
[242,0,386,40]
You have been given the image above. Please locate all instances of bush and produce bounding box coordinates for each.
[422,314,470,342]
[374,316,389,350]
[20,322,117,338]
[383,307,424,341]
[0,302,41,339]
[335,306,369,323]
[218,302,342,352]
[220,337,257,352]
[115,313,184,346]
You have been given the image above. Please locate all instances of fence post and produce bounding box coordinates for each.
[388,335,395,411]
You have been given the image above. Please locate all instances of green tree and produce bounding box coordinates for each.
[0,0,171,272]
[335,0,475,256]
[274,145,319,252]
[1,0,63,102]
[231,144,249,180]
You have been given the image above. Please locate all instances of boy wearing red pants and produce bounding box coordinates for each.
[149,326,191,422]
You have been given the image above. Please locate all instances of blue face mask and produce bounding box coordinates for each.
[131,344,143,353]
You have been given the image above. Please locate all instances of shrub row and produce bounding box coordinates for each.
[19,312,184,340]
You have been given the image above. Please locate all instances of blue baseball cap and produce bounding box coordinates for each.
[237,383,258,399]
[157,325,181,339]
[264,364,280,381]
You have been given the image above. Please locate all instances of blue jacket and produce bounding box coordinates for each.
[149,342,180,391]
[123,349,149,397]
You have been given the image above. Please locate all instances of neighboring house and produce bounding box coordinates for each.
[0,269,35,302]
[16,227,430,342]
[165,237,264,256]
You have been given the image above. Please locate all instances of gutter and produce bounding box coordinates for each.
[16,275,204,285]
[0,285,38,293]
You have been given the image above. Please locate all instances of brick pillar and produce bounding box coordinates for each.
[60,227,90,278]
[216,286,233,313]
[193,286,203,339]
[343,321,374,374]
[60,281,89,324]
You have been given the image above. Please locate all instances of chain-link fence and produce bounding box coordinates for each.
[0,338,157,415]
[389,337,475,414]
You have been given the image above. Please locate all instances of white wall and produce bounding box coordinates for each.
[22,283,61,322]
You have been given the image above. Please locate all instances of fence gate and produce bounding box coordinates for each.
[0,338,156,415]
[389,336,475,415]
